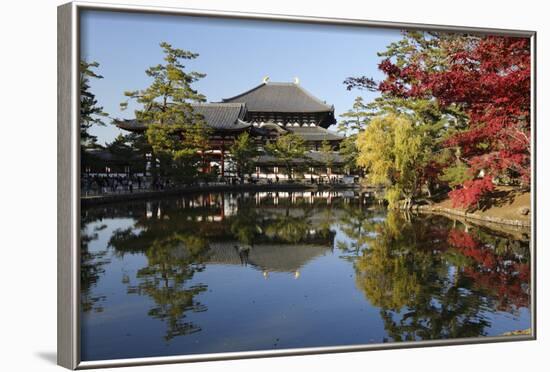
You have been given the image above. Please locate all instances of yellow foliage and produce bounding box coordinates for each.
[356,114,428,207]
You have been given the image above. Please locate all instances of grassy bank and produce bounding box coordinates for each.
[418,187,531,228]
[501,329,532,336]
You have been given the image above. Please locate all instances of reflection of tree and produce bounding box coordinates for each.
[317,205,338,242]
[108,219,211,341]
[354,212,432,310]
[447,228,530,313]
[102,193,339,341]
[265,207,312,244]
[229,206,263,246]
[128,233,210,340]
[82,191,532,348]
[80,222,110,313]
[336,203,384,255]
[353,212,530,341]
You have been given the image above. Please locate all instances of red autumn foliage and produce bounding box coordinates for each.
[448,176,495,209]
[377,35,531,207]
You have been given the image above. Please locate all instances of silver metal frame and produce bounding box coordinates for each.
[57,1,537,369]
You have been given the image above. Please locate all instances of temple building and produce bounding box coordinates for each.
[115,78,345,180]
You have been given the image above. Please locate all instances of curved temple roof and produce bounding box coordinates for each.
[255,151,346,166]
[191,103,250,131]
[286,126,343,141]
[115,102,252,133]
[222,82,335,113]
[115,83,340,135]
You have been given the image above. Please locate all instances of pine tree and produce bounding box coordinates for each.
[229,132,260,182]
[121,42,212,183]
[338,97,370,134]
[319,139,334,176]
[339,135,360,175]
[266,133,307,180]
[80,60,108,148]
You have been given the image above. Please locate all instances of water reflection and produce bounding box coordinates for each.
[80,214,110,313]
[125,233,210,340]
[81,191,531,360]
[354,211,530,341]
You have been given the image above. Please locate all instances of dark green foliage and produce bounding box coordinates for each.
[338,96,370,134]
[121,42,211,184]
[80,60,108,147]
[230,132,260,181]
[338,135,359,174]
[265,133,307,180]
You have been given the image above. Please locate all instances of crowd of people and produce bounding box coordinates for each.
[82,174,146,195]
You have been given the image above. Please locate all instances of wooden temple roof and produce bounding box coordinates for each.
[115,83,340,136]
[255,151,346,165]
[221,81,335,114]
[192,103,250,131]
[115,102,252,133]
[286,126,343,142]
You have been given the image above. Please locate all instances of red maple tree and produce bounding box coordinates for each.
[377,35,531,208]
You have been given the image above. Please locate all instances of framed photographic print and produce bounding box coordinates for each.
[57,1,536,369]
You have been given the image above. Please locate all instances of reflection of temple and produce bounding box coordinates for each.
[114,79,345,179]
[133,191,341,278]
[205,242,333,278]
[137,191,354,222]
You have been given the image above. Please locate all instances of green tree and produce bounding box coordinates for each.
[80,60,108,148]
[339,135,360,175]
[105,134,149,175]
[319,139,334,176]
[106,134,134,158]
[440,160,471,188]
[356,114,430,209]
[229,132,260,182]
[338,96,370,134]
[343,31,473,196]
[266,133,307,180]
[120,42,212,184]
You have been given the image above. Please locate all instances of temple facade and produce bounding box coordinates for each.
[115,79,346,181]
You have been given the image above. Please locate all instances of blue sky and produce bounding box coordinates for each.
[81,10,403,145]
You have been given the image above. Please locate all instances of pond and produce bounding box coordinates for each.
[80,191,531,361]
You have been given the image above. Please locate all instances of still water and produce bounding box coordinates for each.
[81,191,531,361]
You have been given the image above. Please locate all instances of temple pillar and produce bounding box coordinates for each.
[221,137,225,177]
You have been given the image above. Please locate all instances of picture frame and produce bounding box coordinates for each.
[58,1,536,369]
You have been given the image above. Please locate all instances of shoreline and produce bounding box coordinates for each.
[401,186,532,230]
[81,183,357,207]
[82,185,532,230]
[415,204,531,229]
